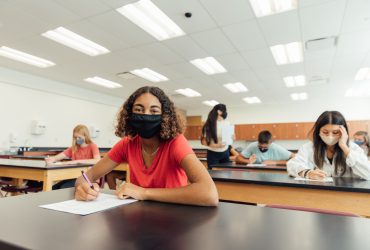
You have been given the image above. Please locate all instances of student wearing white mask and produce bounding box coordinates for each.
[287,111,370,180]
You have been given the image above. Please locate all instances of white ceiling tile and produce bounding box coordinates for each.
[277,63,305,76]
[55,0,112,18]
[87,10,157,47]
[230,70,259,84]
[337,31,370,54]
[241,49,276,70]
[136,42,185,65]
[190,28,236,56]
[341,0,370,33]
[222,20,267,51]
[165,62,205,78]
[253,67,282,82]
[163,36,208,60]
[258,10,301,45]
[216,53,250,72]
[199,0,255,26]
[154,0,217,34]
[300,0,346,40]
[11,0,80,28]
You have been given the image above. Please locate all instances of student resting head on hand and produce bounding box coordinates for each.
[74,86,218,206]
[287,111,370,180]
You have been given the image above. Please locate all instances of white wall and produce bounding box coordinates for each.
[0,67,124,153]
[187,98,370,150]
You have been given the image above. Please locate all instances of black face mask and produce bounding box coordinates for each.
[221,111,228,119]
[259,147,268,153]
[129,114,162,139]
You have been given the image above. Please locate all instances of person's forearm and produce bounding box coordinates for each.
[143,182,218,206]
[235,155,249,164]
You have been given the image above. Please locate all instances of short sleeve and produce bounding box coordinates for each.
[63,147,72,158]
[91,143,100,158]
[107,138,129,164]
[274,144,292,160]
[241,144,254,158]
[170,134,195,165]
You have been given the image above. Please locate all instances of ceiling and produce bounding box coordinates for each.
[0,0,370,111]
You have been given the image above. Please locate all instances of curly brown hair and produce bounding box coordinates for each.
[115,86,185,140]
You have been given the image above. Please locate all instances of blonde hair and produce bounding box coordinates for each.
[354,131,370,155]
[72,124,93,153]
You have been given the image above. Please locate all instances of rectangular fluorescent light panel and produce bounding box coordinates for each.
[175,88,201,97]
[355,67,370,81]
[203,100,219,106]
[284,75,306,88]
[42,27,110,56]
[249,0,297,18]
[84,77,122,89]
[116,0,185,41]
[290,92,308,101]
[270,42,303,65]
[243,97,261,104]
[345,85,370,97]
[130,68,169,82]
[0,46,55,68]
[190,57,227,75]
[224,82,248,93]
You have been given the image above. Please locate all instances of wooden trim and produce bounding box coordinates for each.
[215,181,370,217]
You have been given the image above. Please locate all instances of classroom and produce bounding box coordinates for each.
[1,0,370,249]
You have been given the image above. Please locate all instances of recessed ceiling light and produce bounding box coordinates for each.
[354,67,370,81]
[116,0,185,41]
[203,100,219,106]
[283,75,306,88]
[130,68,169,82]
[345,85,370,97]
[249,0,297,18]
[42,27,110,56]
[243,97,261,104]
[270,42,303,65]
[290,92,308,100]
[175,88,201,97]
[223,82,248,93]
[84,77,122,89]
[0,46,55,68]
[190,57,227,75]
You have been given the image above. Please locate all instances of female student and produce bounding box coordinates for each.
[45,124,101,189]
[200,104,231,168]
[287,111,370,180]
[74,86,218,206]
[353,131,370,157]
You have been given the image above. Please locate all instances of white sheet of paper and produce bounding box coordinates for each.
[222,124,234,145]
[246,163,266,167]
[39,193,137,215]
[294,177,334,183]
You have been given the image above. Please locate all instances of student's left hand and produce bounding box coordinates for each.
[338,125,349,147]
[116,182,146,200]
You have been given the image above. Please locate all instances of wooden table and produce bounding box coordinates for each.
[210,170,370,217]
[209,162,286,173]
[0,159,92,191]
[1,188,370,250]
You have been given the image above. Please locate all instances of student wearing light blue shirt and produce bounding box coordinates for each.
[236,130,294,164]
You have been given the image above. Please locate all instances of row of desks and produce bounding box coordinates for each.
[2,159,370,217]
[1,188,370,250]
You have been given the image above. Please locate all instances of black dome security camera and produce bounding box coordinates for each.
[185,12,192,18]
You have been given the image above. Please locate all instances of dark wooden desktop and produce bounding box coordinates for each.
[210,170,370,217]
[209,162,286,173]
[1,188,370,250]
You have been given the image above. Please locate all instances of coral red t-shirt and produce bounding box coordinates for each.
[63,143,100,160]
[107,134,193,188]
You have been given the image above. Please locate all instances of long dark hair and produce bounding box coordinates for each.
[201,104,227,145]
[115,86,184,140]
[311,111,349,176]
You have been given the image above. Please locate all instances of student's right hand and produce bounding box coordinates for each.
[248,154,257,164]
[307,169,327,180]
[75,182,100,201]
[45,157,56,164]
